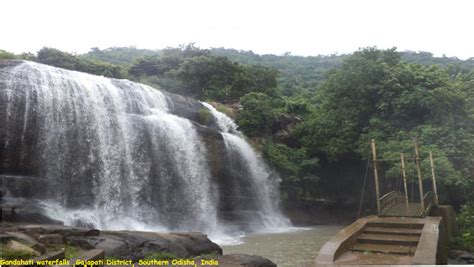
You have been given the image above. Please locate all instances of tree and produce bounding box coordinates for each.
[236,92,274,136]
[36,47,125,79]
[296,47,473,206]
[0,50,17,60]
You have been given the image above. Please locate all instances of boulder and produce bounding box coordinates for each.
[37,233,63,247]
[459,252,474,261]
[66,236,98,250]
[5,240,41,257]
[71,249,105,266]
[13,224,100,239]
[271,113,302,147]
[34,250,65,261]
[102,230,222,260]
[3,231,46,254]
[66,235,128,256]
[449,249,466,259]
[93,236,129,257]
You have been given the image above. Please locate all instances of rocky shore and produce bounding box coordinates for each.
[0,222,276,267]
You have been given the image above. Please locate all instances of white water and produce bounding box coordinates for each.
[1,61,290,245]
[202,102,291,232]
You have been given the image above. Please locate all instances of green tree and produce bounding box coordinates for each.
[36,47,125,79]
[236,92,274,136]
[0,49,17,59]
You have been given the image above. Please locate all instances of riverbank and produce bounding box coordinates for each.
[0,222,277,266]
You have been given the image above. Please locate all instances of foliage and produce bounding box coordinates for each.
[197,108,212,125]
[82,46,160,65]
[215,103,234,118]
[0,49,17,60]
[128,45,279,101]
[263,141,319,202]
[294,47,474,206]
[199,252,219,260]
[0,246,35,260]
[36,48,126,78]
[144,252,178,260]
[454,202,474,251]
[236,93,274,137]
[64,244,81,259]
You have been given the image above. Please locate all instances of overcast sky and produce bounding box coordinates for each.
[2,0,473,59]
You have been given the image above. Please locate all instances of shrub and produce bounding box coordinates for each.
[198,108,212,125]
[144,252,178,260]
[454,203,474,251]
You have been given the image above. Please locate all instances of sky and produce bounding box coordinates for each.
[2,0,473,59]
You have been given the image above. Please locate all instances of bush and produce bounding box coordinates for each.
[199,252,219,260]
[0,50,17,60]
[454,203,474,251]
[64,244,81,259]
[0,247,35,260]
[144,252,178,260]
[198,108,212,125]
[236,92,273,137]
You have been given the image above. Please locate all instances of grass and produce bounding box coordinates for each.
[200,251,219,260]
[64,245,81,259]
[0,242,36,260]
[144,252,178,261]
[198,108,212,125]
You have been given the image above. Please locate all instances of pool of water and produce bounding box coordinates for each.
[222,225,345,267]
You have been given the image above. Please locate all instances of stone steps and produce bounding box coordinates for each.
[351,222,422,256]
[357,233,419,245]
[363,226,422,236]
[352,242,417,254]
[366,221,424,229]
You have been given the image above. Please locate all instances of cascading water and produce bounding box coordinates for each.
[0,60,289,243]
[201,103,290,230]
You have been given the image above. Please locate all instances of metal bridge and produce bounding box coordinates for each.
[371,139,439,218]
[315,139,448,265]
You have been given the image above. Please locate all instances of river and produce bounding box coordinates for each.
[222,225,345,267]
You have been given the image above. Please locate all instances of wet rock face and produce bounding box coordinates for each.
[0,60,288,233]
[271,113,302,147]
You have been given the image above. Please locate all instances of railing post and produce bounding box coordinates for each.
[413,139,425,211]
[371,139,381,215]
[400,153,409,208]
[429,151,439,205]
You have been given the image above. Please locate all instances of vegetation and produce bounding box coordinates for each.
[199,252,219,260]
[0,49,17,60]
[0,241,35,260]
[454,202,474,251]
[64,244,81,259]
[144,252,178,261]
[1,45,473,249]
[36,48,126,78]
[197,108,212,125]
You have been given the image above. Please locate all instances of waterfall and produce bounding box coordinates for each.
[0,60,289,242]
[201,103,290,230]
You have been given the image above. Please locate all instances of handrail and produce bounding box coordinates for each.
[421,191,434,216]
[379,191,405,215]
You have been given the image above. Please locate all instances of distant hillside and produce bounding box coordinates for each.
[81,47,160,65]
[82,46,474,96]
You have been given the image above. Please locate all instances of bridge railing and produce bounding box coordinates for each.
[421,191,434,216]
[379,190,406,215]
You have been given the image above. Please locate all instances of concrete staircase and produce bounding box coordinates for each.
[351,221,424,256]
